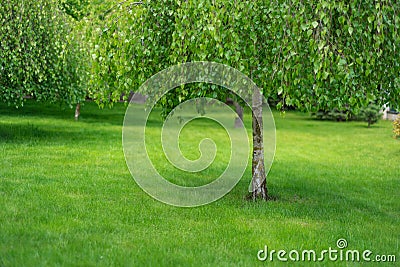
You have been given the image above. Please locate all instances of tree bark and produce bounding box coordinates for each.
[74,103,80,121]
[251,89,268,200]
[226,97,244,128]
[233,101,244,128]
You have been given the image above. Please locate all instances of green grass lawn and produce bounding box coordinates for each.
[0,100,399,266]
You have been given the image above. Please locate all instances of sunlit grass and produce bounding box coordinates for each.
[0,100,399,266]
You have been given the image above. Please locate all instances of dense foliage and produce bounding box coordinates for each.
[0,0,86,107]
[59,0,90,20]
[1,1,398,110]
[85,0,399,114]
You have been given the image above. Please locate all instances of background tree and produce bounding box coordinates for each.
[359,103,381,127]
[0,0,87,108]
[82,0,399,200]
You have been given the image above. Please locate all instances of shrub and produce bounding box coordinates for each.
[312,108,355,121]
[359,103,381,127]
[394,116,400,138]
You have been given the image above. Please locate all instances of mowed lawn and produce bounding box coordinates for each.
[0,100,399,266]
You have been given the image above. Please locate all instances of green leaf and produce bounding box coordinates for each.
[368,16,374,24]
[348,26,354,35]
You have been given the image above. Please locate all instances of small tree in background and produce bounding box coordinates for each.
[359,103,381,128]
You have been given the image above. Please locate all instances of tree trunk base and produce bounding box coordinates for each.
[74,103,81,121]
[245,191,276,201]
[252,179,268,201]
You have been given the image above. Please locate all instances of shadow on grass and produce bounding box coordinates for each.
[352,124,386,129]
[0,122,86,144]
[0,123,46,141]
[251,163,398,223]
[0,100,126,126]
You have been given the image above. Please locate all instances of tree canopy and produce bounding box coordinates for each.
[0,0,87,107]
[85,0,399,112]
[4,1,397,110]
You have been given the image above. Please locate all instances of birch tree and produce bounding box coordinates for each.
[0,0,86,108]
[85,0,399,200]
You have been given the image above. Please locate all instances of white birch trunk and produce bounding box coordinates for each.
[251,89,268,200]
[74,103,80,121]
